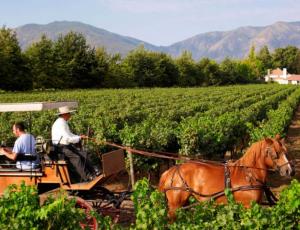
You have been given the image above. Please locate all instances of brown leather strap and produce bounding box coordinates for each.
[224,162,231,189]
[164,184,265,201]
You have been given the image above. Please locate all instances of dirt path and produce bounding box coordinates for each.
[285,105,300,178]
[286,106,300,160]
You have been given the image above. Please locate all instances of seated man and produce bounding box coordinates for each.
[0,122,40,170]
[52,106,99,182]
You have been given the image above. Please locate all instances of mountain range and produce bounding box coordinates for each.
[14,20,300,61]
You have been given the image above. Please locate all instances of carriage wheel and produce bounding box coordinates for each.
[92,197,135,224]
[70,196,98,230]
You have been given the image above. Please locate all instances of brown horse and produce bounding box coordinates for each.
[159,135,295,219]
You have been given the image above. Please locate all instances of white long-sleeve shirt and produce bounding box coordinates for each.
[51,117,81,145]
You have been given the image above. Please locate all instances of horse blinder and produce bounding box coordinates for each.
[265,147,280,170]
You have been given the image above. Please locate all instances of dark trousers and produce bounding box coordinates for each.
[59,144,95,181]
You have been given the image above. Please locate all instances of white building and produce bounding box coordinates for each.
[265,68,300,85]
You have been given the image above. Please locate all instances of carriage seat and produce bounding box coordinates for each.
[0,166,43,177]
[0,167,21,172]
[0,165,41,172]
[0,153,41,172]
[36,136,65,162]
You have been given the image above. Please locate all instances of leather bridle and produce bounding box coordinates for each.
[265,146,294,172]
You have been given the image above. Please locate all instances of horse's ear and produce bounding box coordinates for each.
[275,134,281,141]
[275,134,286,145]
[264,137,273,145]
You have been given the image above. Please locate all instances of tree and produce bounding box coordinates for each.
[295,50,300,74]
[24,35,57,89]
[218,58,255,84]
[121,46,154,87]
[242,45,263,80]
[121,46,178,87]
[94,47,110,87]
[0,27,30,90]
[152,52,178,87]
[219,58,238,84]
[256,45,273,76]
[96,48,127,88]
[53,31,100,88]
[235,61,257,83]
[272,46,300,73]
[175,51,200,86]
[197,58,220,86]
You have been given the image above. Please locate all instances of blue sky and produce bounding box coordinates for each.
[1,0,300,46]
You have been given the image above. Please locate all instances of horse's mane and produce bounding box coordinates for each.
[232,139,265,167]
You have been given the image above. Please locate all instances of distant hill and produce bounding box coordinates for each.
[164,21,300,60]
[14,21,159,55]
[14,21,300,61]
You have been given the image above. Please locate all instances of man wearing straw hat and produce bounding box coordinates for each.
[51,106,99,181]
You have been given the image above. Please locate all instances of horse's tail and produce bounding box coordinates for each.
[158,166,176,192]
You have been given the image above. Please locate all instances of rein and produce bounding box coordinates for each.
[88,138,281,172]
[88,138,182,160]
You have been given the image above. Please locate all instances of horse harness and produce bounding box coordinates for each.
[163,163,278,206]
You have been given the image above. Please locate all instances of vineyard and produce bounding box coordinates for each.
[1,84,300,162]
[1,179,299,229]
[1,84,300,228]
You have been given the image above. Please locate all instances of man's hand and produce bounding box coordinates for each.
[80,134,89,139]
[0,147,7,156]
[0,148,16,160]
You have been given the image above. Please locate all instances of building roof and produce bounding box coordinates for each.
[287,75,300,81]
[270,68,283,75]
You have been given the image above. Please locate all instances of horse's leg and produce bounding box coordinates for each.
[166,190,190,221]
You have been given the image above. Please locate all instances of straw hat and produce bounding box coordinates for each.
[57,106,76,115]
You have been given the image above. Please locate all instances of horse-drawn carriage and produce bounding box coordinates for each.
[0,102,297,227]
[0,102,128,229]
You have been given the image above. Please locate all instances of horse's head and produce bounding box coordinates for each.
[264,135,295,177]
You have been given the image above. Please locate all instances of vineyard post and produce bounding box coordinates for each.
[128,150,135,189]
